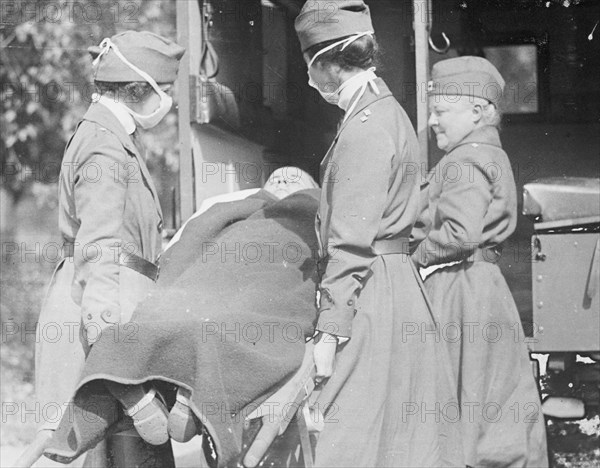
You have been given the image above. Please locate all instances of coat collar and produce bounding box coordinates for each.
[82,103,162,219]
[96,95,137,135]
[83,102,139,156]
[320,77,394,170]
[448,125,502,154]
[338,77,393,134]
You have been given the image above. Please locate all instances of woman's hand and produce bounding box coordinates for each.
[313,332,338,384]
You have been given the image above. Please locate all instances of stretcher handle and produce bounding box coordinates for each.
[19,418,132,468]
[243,375,315,468]
[243,418,282,467]
[243,343,316,467]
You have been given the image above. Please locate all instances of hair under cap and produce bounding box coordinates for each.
[88,31,185,83]
[429,56,506,107]
[295,0,374,53]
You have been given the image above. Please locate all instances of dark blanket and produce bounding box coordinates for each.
[46,189,320,467]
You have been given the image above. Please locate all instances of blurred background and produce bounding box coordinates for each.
[1,0,180,456]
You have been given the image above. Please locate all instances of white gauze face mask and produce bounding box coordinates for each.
[93,38,173,129]
[307,31,374,106]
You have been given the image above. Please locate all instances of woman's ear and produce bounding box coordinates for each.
[472,102,484,124]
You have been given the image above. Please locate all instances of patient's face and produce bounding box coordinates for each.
[263,168,317,199]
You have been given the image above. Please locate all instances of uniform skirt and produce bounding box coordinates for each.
[35,259,155,432]
[35,260,87,432]
[314,254,463,467]
[424,261,548,467]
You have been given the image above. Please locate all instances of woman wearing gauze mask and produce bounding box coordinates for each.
[306,31,379,116]
[295,1,462,467]
[18,31,184,468]
[92,36,174,130]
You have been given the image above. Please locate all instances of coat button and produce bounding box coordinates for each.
[87,314,92,320]
[347,299,354,306]
[101,310,116,322]
[157,220,163,232]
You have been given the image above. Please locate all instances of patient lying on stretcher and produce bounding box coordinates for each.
[45,167,320,467]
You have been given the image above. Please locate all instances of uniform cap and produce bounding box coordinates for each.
[88,31,185,83]
[429,56,505,107]
[295,0,374,52]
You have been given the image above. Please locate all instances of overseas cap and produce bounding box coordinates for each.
[88,31,185,83]
[295,0,374,52]
[429,56,505,107]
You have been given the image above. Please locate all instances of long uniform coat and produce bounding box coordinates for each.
[313,78,462,468]
[411,125,549,467]
[35,103,162,431]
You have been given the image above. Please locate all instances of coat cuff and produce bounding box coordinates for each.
[316,289,356,338]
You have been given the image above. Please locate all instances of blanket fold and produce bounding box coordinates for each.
[45,189,320,467]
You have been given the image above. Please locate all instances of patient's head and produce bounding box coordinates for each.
[263,167,319,199]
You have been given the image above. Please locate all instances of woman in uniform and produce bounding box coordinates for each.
[17,30,184,467]
[294,1,461,466]
[411,56,549,467]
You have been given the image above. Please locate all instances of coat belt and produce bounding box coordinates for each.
[420,245,503,274]
[372,237,411,256]
[466,245,502,264]
[118,253,160,281]
[62,242,159,282]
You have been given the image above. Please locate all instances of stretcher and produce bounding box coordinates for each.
[241,341,319,468]
[15,342,319,468]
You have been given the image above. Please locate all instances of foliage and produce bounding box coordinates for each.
[0,0,177,201]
